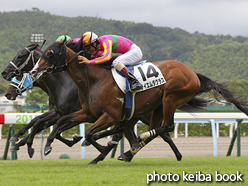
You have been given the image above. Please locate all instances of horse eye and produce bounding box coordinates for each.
[47,50,54,58]
[17,54,24,59]
[16,74,23,81]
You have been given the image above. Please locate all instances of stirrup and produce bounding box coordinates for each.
[130,83,143,92]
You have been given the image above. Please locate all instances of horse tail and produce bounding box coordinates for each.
[196,73,248,115]
[178,97,211,112]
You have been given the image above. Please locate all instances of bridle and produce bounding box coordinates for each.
[40,43,91,101]
[9,47,36,76]
[10,73,35,95]
[42,43,85,74]
[8,40,46,78]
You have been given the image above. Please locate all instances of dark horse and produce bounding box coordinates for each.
[31,40,248,162]
[2,44,84,158]
[2,43,183,163]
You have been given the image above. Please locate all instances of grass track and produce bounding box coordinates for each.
[0,156,247,186]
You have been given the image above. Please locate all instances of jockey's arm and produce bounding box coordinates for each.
[90,40,113,65]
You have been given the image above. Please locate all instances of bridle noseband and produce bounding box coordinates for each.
[10,73,35,95]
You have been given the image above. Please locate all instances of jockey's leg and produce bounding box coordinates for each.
[113,44,143,92]
[115,63,142,92]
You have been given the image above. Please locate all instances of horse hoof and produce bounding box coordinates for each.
[177,155,182,161]
[88,160,97,165]
[81,140,91,147]
[28,148,34,158]
[9,136,19,142]
[10,145,19,151]
[117,154,131,162]
[73,135,83,142]
[44,147,52,156]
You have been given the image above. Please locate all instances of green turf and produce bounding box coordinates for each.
[0,156,247,186]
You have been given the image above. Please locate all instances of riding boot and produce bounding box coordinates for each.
[125,71,143,92]
[115,63,143,92]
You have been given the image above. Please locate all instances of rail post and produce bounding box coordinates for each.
[111,135,124,158]
[226,129,237,156]
[236,120,241,157]
[10,127,17,160]
[3,125,12,160]
[226,119,242,157]
[209,119,217,156]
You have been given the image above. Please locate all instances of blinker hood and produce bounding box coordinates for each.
[41,42,67,66]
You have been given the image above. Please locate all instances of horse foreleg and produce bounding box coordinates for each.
[116,118,142,162]
[55,135,83,147]
[88,132,124,165]
[10,135,29,151]
[89,118,141,164]
[44,109,95,156]
[85,112,118,154]
[82,122,125,146]
[44,114,79,156]
[26,112,61,158]
[9,111,53,142]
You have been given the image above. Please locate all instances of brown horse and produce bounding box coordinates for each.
[2,43,183,163]
[31,40,248,161]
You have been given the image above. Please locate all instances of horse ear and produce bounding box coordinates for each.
[40,40,46,50]
[63,35,67,44]
[58,39,65,44]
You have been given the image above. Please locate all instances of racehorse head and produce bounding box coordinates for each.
[5,73,35,100]
[1,43,42,81]
[31,39,82,80]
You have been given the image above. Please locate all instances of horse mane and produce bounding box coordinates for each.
[66,41,117,70]
[66,42,82,53]
[97,56,117,70]
[27,43,43,53]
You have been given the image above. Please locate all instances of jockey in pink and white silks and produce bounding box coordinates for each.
[78,32,143,92]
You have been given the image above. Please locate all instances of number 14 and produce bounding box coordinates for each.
[137,65,159,81]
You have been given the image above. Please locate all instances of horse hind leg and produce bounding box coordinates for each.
[159,132,182,161]
[118,105,163,162]
[139,112,182,161]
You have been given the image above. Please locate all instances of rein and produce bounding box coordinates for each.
[51,49,85,72]
[66,49,93,102]
[84,63,93,102]
[43,44,93,102]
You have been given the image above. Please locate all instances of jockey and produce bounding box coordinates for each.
[78,31,143,92]
[56,35,72,44]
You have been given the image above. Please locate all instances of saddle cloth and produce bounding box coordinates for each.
[111,61,166,120]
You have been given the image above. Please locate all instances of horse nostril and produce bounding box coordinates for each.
[31,70,36,75]
[5,93,11,100]
[1,71,7,77]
